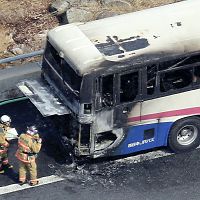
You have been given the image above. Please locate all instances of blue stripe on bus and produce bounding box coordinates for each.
[112,122,173,156]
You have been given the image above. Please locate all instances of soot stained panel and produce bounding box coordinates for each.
[95,35,149,56]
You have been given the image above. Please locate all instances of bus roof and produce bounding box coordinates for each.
[48,0,200,75]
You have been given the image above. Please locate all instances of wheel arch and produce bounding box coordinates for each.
[167,115,200,153]
[168,115,200,138]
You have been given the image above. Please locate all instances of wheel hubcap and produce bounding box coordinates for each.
[177,125,198,146]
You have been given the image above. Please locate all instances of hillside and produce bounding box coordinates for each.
[0,0,181,60]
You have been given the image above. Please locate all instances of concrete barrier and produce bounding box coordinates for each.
[0,62,41,102]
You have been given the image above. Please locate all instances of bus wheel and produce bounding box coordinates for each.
[168,117,200,153]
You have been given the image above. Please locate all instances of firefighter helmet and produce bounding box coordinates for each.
[27,126,38,135]
[0,115,11,125]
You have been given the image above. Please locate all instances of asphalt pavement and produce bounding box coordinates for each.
[1,100,200,200]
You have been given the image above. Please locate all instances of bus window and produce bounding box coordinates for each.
[179,54,200,66]
[45,42,62,75]
[147,65,157,95]
[62,59,82,92]
[193,66,200,83]
[120,71,139,103]
[160,68,193,92]
[102,75,114,107]
[159,57,187,71]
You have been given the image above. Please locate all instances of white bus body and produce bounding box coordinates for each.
[19,0,200,157]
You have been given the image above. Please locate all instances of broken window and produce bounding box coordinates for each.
[160,68,193,92]
[193,66,200,84]
[178,54,200,66]
[80,124,91,146]
[158,53,200,71]
[44,41,82,92]
[120,71,139,103]
[102,75,114,107]
[61,60,82,92]
[45,41,62,75]
[158,56,189,71]
[147,65,157,95]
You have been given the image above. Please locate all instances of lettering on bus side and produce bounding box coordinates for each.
[128,138,155,148]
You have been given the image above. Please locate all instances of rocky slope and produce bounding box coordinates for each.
[0,0,181,61]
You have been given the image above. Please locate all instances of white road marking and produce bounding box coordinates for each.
[1,147,199,195]
[0,175,64,195]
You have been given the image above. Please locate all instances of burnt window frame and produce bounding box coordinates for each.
[158,62,200,95]
[44,41,83,95]
[61,59,82,93]
[142,53,200,100]
[145,64,159,96]
[95,73,117,110]
[44,41,62,76]
[116,69,141,105]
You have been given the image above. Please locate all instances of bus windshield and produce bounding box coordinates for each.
[45,41,82,93]
[61,59,82,93]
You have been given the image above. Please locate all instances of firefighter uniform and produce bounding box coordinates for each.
[15,132,42,185]
[0,124,12,173]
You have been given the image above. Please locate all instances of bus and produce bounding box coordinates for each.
[18,0,200,158]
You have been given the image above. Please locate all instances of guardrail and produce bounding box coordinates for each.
[0,50,44,64]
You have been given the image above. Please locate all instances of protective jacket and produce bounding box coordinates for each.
[15,133,41,163]
[0,124,9,155]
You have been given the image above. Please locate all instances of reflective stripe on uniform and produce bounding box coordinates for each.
[30,179,38,182]
[0,149,7,153]
[18,141,30,152]
[1,142,9,147]
[15,150,31,163]
[16,134,39,164]
[2,159,8,164]
[19,177,26,181]
[16,135,33,163]
[26,134,34,139]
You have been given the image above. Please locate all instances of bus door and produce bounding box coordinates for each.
[94,74,115,134]
[108,69,143,155]
[113,70,141,129]
[139,65,160,148]
[94,70,142,154]
[109,65,158,154]
[93,74,118,153]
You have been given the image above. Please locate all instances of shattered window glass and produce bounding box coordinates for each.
[45,41,62,75]
[158,57,186,71]
[102,75,114,107]
[158,54,200,71]
[160,68,193,92]
[120,71,139,102]
[193,66,200,84]
[62,60,82,92]
[44,41,82,92]
[178,54,200,66]
[147,65,157,95]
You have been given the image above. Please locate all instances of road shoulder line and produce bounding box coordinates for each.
[0,175,64,195]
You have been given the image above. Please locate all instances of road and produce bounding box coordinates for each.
[0,100,200,200]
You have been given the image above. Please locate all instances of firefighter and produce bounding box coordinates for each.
[15,126,42,186]
[0,115,13,173]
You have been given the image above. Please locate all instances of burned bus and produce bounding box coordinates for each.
[18,0,200,158]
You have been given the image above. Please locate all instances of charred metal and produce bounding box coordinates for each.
[95,35,149,56]
[17,0,200,159]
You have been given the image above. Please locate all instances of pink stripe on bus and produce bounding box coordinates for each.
[128,107,200,122]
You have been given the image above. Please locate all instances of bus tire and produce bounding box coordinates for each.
[168,117,200,153]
